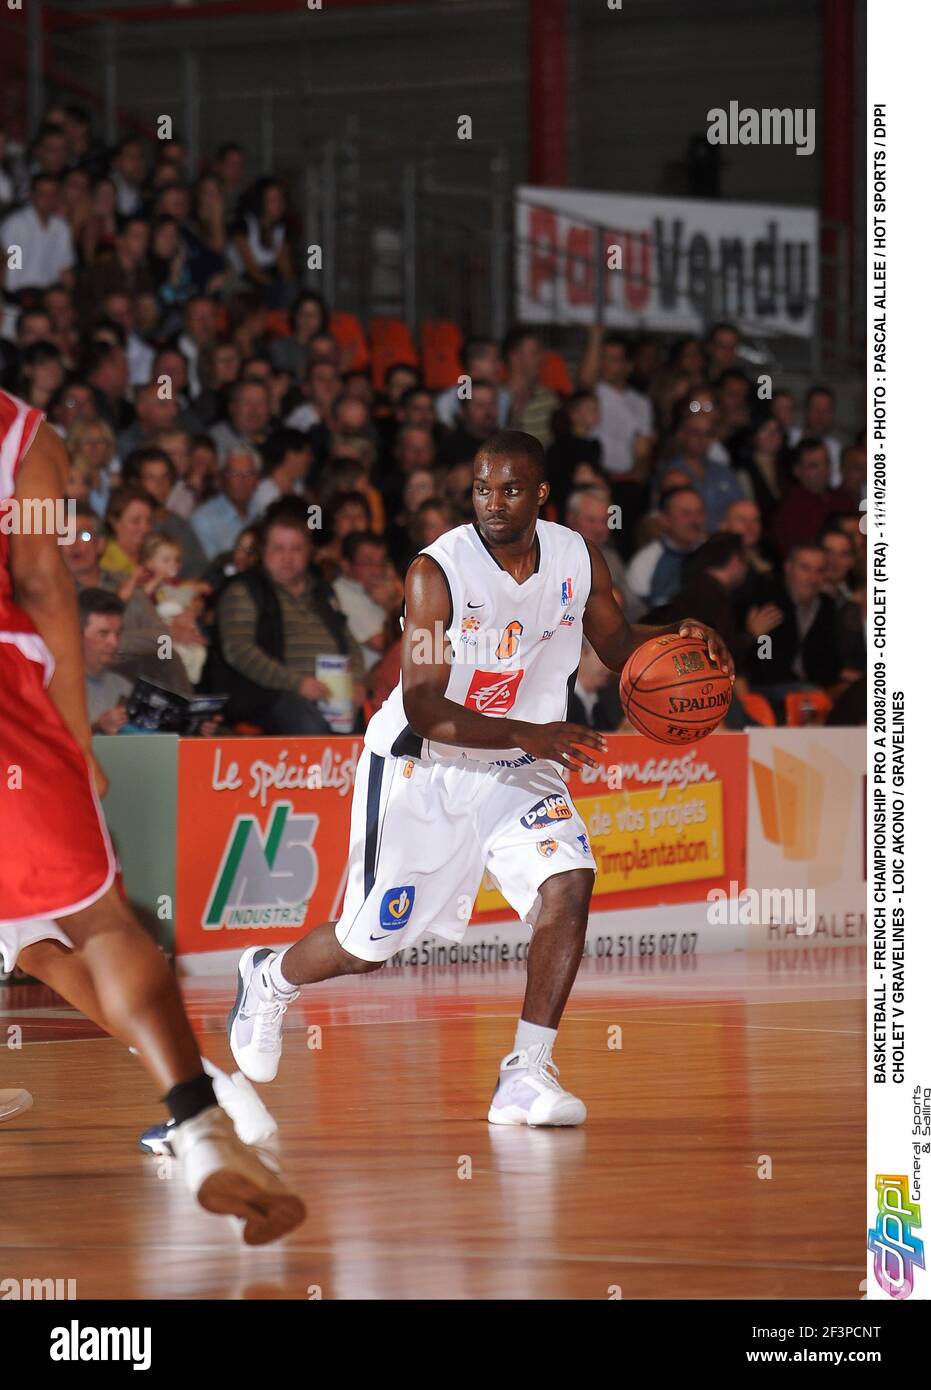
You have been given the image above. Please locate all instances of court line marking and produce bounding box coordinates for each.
[0,1238,864,1274]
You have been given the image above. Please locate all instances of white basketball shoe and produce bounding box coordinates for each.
[487,1043,587,1127]
[172,1105,305,1246]
[227,947,299,1083]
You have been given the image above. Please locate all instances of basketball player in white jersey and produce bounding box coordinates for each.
[228,431,733,1125]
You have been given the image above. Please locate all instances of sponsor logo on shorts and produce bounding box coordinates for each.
[520,794,573,829]
[577,833,592,856]
[561,578,573,606]
[536,838,559,857]
[464,668,525,715]
[560,614,575,626]
[541,629,555,640]
[379,885,415,930]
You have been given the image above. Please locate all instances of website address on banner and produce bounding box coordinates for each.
[383,932,701,970]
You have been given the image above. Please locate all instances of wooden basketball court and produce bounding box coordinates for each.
[0,947,864,1300]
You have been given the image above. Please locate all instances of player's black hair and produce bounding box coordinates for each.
[475,429,545,482]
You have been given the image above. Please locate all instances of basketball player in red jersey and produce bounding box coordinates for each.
[0,389,304,1243]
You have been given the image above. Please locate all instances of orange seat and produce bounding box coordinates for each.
[785,690,832,727]
[539,349,573,396]
[369,317,419,390]
[329,311,370,372]
[739,692,777,727]
[231,722,264,736]
[263,309,291,338]
[420,318,463,390]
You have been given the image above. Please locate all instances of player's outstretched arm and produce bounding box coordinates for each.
[401,555,605,770]
[582,541,735,679]
[10,423,99,767]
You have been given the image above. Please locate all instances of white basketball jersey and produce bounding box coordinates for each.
[365,519,592,765]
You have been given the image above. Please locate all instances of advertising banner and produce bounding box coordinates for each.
[474,732,747,917]
[516,185,819,336]
[176,732,747,959]
[745,728,866,949]
[175,737,360,955]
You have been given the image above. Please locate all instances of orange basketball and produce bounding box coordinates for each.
[620,634,731,745]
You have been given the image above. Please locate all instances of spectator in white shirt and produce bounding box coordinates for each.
[578,323,654,480]
[175,294,218,399]
[0,175,75,298]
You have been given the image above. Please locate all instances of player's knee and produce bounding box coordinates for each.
[338,946,385,975]
[539,868,594,921]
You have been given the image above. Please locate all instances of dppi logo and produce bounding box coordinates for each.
[867,1175,925,1298]
[379,885,415,930]
[520,794,572,829]
[204,801,319,929]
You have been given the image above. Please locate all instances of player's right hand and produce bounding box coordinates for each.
[515,721,607,771]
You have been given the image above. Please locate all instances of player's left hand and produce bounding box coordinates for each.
[677,620,735,682]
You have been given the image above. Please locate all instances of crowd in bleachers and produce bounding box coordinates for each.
[1,109,867,734]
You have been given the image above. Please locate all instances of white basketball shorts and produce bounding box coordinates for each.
[334,748,596,962]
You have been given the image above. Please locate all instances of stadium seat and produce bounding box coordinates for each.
[329,311,370,371]
[539,349,573,395]
[420,319,463,390]
[739,692,777,727]
[369,317,419,389]
[785,690,833,727]
[263,309,291,338]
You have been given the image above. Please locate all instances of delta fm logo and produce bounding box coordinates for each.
[379,885,415,931]
[868,1175,925,1298]
[520,794,573,829]
[464,668,525,715]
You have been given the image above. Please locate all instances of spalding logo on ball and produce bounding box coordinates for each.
[620,635,731,745]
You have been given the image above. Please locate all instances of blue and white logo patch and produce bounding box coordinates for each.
[379,885,415,930]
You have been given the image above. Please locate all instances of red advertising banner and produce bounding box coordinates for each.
[175,736,361,955]
[175,732,747,954]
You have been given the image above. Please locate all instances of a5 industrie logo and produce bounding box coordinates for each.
[203,801,319,929]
